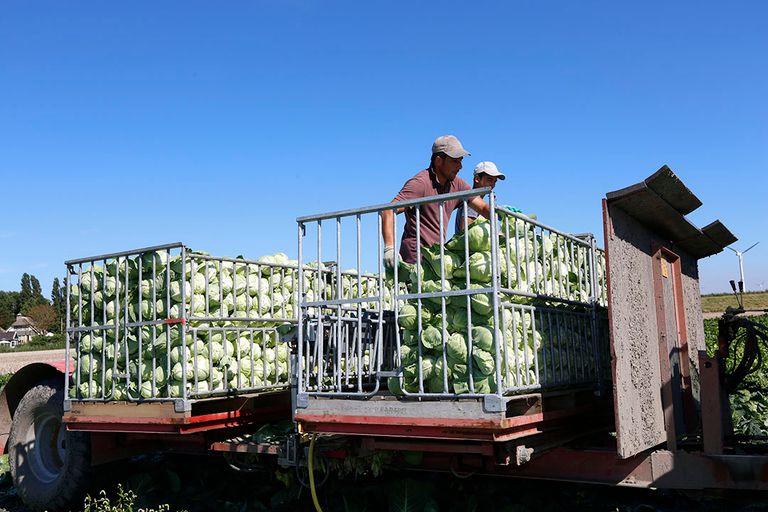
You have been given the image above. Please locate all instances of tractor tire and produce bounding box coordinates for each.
[8,382,91,512]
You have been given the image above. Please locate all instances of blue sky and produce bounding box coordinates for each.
[1,1,766,296]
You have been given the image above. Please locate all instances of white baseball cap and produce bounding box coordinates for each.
[474,161,506,180]
[432,135,470,159]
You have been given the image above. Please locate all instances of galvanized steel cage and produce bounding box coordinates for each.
[296,189,609,403]
[65,243,305,408]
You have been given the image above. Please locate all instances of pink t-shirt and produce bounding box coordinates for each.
[392,169,471,263]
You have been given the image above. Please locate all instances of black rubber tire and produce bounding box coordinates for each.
[8,382,91,512]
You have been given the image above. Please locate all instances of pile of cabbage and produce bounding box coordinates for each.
[69,250,306,401]
[388,213,605,396]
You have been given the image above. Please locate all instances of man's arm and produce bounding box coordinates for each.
[381,207,408,268]
[381,209,395,248]
[468,196,491,219]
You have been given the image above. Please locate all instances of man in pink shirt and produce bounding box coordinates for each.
[381,135,491,266]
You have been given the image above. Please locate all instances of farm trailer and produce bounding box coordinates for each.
[0,166,763,512]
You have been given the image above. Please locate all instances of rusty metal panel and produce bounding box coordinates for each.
[699,351,724,454]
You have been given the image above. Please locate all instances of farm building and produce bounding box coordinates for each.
[0,330,18,349]
[5,314,43,344]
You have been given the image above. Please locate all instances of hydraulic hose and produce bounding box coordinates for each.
[309,433,324,512]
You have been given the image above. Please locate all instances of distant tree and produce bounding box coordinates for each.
[27,303,57,333]
[0,291,20,329]
[51,277,65,332]
[51,277,61,311]
[31,275,42,298]
[19,273,32,308]
[20,273,48,314]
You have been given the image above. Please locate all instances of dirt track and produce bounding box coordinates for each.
[0,349,66,374]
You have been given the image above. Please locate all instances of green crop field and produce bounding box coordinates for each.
[701,291,768,313]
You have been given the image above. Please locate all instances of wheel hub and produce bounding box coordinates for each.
[26,408,66,484]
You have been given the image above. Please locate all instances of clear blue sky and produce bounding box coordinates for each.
[1,1,766,296]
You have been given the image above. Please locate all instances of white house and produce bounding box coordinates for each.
[0,329,18,349]
[6,314,43,344]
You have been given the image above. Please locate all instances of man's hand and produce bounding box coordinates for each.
[501,204,522,213]
[383,246,396,269]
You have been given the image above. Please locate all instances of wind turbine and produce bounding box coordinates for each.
[728,242,760,291]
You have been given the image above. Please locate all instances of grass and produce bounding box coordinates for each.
[701,290,768,313]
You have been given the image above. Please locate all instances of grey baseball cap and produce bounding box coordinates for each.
[432,135,470,159]
[473,161,506,180]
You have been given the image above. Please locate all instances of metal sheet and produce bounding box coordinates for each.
[677,234,723,259]
[644,165,702,215]
[605,167,737,259]
[607,184,702,242]
[702,220,738,248]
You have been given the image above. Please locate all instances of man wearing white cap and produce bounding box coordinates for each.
[454,161,506,233]
[381,135,491,267]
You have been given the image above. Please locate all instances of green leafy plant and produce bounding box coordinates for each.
[83,485,182,512]
[704,315,768,439]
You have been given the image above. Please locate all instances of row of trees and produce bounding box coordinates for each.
[0,274,66,333]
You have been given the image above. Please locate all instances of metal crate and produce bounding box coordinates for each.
[65,243,307,408]
[296,189,608,408]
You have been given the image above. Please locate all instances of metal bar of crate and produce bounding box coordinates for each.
[297,188,493,223]
[65,242,184,266]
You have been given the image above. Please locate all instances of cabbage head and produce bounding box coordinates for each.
[398,304,418,330]
[140,364,166,387]
[428,357,450,393]
[472,372,497,394]
[467,220,492,252]
[446,332,468,363]
[421,325,443,351]
[400,344,418,366]
[469,286,493,317]
[472,348,495,376]
[170,281,192,303]
[471,326,494,352]
[421,279,451,306]
[80,334,103,352]
[447,307,469,332]
[404,355,436,383]
[422,245,462,278]
[171,355,210,381]
[402,329,418,347]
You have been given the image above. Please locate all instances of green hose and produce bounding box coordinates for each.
[309,434,323,512]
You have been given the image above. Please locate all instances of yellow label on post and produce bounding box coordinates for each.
[661,259,669,278]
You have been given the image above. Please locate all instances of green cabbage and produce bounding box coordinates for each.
[471,326,494,352]
[467,220,491,252]
[446,332,467,363]
[421,325,443,351]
